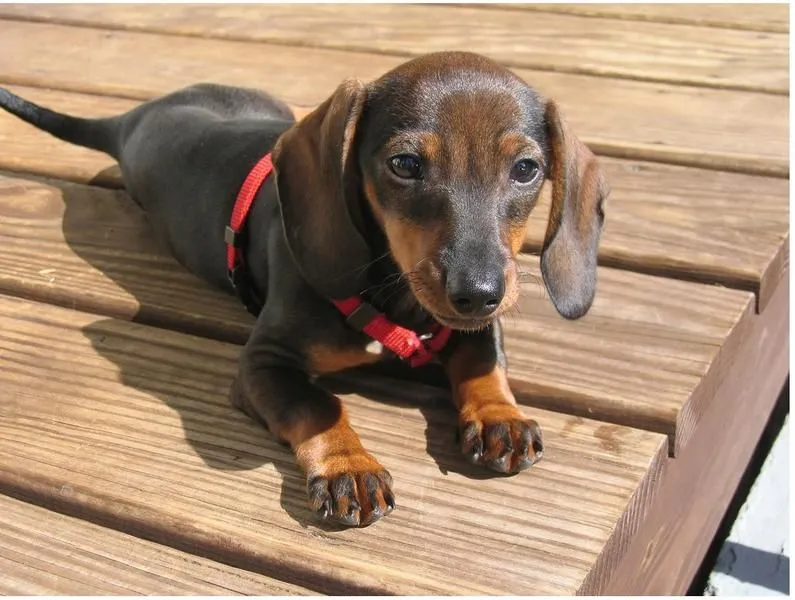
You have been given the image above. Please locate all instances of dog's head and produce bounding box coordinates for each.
[273,51,608,330]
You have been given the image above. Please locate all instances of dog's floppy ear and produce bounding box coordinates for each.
[540,100,608,320]
[272,79,370,299]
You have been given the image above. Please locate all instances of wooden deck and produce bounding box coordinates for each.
[0,4,788,595]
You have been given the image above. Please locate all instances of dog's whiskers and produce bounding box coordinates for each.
[328,250,392,283]
[517,267,548,300]
[360,271,403,296]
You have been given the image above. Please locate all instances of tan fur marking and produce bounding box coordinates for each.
[446,343,520,423]
[280,402,383,480]
[507,222,527,256]
[306,343,383,376]
[295,423,383,478]
[363,178,385,226]
[498,133,543,164]
[381,216,436,274]
[420,132,442,164]
[380,215,455,316]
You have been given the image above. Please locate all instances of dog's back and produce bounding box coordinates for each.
[0,83,296,289]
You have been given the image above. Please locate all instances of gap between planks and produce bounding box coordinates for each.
[0,493,311,595]
[479,3,789,34]
[0,7,787,95]
[0,86,787,314]
[0,19,787,178]
[1,80,784,180]
[0,172,756,456]
[0,292,669,595]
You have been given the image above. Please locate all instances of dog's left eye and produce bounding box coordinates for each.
[388,154,423,180]
[510,159,540,184]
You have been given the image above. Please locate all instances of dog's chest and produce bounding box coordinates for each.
[306,337,388,375]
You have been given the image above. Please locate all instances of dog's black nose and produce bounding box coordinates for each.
[446,271,504,317]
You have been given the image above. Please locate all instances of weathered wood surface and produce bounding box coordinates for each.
[605,268,789,594]
[0,88,788,310]
[0,4,788,595]
[0,4,787,93]
[0,21,787,176]
[0,294,668,595]
[0,173,254,343]
[0,173,753,455]
[493,3,789,34]
[0,494,310,595]
[502,265,752,456]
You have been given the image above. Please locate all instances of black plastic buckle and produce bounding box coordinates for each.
[344,302,381,331]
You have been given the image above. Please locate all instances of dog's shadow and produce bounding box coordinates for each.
[54,169,492,529]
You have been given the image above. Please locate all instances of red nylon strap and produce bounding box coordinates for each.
[228,152,451,367]
[226,153,274,273]
[332,297,452,367]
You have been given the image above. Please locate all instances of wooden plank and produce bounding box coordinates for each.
[0,4,787,94]
[0,172,254,343]
[0,172,753,454]
[490,4,789,34]
[0,294,668,595]
[0,493,310,595]
[502,262,753,457]
[0,21,787,176]
[0,87,788,309]
[605,267,789,594]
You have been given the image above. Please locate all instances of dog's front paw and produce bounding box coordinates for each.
[460,409,544,474]
[307,456,395,527]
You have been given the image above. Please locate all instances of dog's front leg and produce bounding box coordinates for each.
[441,322,544,474]
[230,331,395,527]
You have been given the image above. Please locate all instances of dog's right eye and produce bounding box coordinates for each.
[388,154,423,180]
[510,159,540,184]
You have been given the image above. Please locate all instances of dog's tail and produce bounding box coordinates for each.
[0,87,121,158]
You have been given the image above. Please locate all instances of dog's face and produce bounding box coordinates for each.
[357,54,549,330]
[273,52,608,330]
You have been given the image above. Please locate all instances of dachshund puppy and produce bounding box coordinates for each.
[0,51,607,527]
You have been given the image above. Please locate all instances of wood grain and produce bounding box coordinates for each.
[0,4,787,94]
[502,257,753,456]
[0,493,310,595]
[604,267,789,594]
[0,173,753,454]
[0,173,254,343]
[489,3,789,34]
[0,88,788,310]
[0,21,787,176]
[0,294,668,595]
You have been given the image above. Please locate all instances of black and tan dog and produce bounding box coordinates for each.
[0,51,607,527]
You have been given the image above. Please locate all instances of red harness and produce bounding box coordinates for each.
[225,152,451,368]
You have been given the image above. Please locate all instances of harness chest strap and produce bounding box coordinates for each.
[225,152,451,367]
[331,296,452,367]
